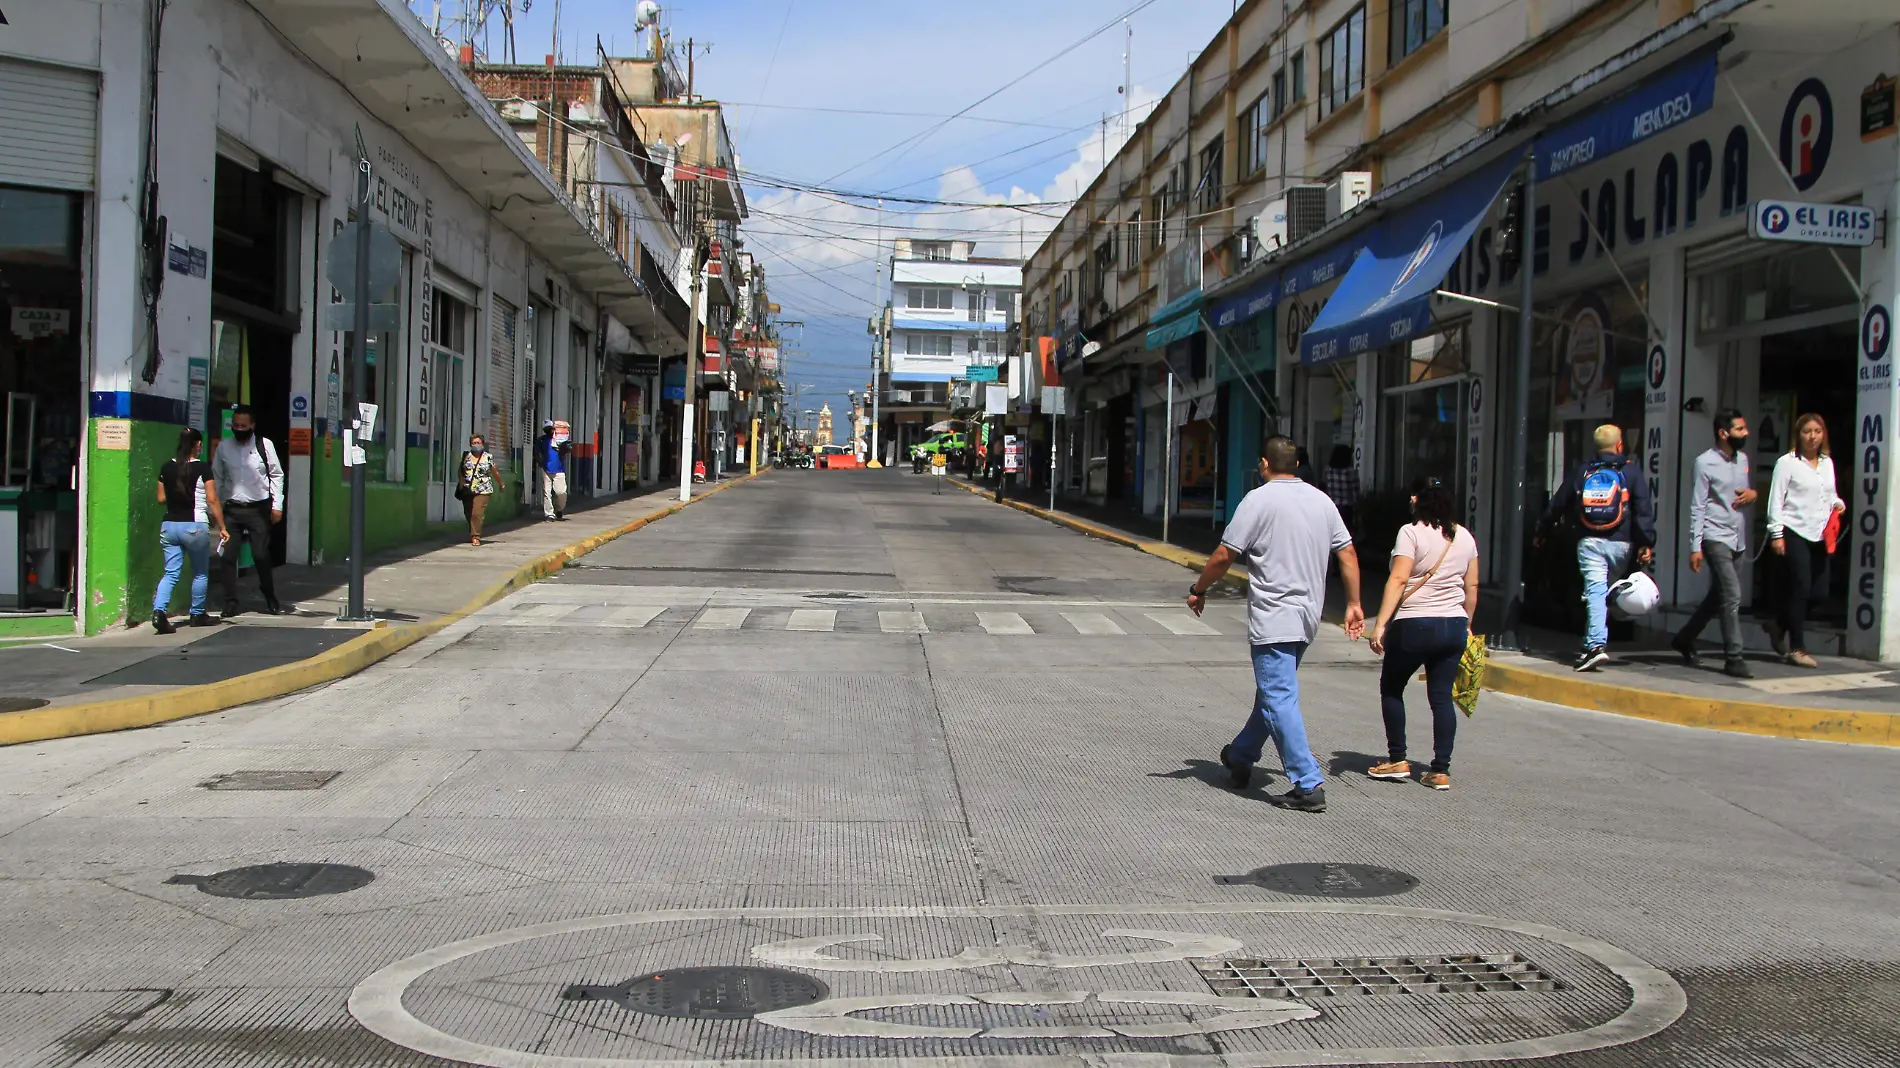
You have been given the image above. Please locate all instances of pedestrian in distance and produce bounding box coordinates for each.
[1366,478,1479,791]
[1324,444,1361,535]
[1294,447,1319,488]
[1188,435,1365,813]
[535,420,571,520]
[1764,412,1845,669]
[152,428,227,634]
[1670,409,1757,678]
[1534,424,1655,671]
[212,404,291,618]
[929,449,947,493]
[458,433,505,547]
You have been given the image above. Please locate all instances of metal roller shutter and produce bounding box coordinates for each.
[489,297,519,454]
[0,59,99,191]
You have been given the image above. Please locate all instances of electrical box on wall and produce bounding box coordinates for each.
[1326,172,1373,220]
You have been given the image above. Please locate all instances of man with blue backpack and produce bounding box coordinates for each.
[1535,424,1656,671]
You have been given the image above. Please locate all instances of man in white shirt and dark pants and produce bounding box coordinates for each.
[212,405,290,618]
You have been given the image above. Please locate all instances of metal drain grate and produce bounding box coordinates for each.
[1197,954,1561,998]
[199,770,341,791]
[563,967,829,1020]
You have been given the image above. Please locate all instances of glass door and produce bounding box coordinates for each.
[426,348,469,523]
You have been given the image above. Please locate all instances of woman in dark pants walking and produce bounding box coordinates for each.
[1766,413,1845,667]
[1365,478,1479,790]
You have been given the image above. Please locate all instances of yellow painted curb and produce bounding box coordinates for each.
[948,476,1898,747]
[0,473,762,747]
[1483,660,1897,747]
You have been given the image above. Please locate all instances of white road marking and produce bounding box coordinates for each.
[751,930,1244,971]
[1148,612,1219,636]
[879,611,927,634]
[758,989,1316,1040]
[1062,612,1125,636]
[786,609,837,632]
[694,607,752,630]
[348,902,1689,1068]
[976,611,1033,635]
[604,605,666,628]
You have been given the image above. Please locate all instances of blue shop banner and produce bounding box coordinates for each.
[1533,48,1717,180]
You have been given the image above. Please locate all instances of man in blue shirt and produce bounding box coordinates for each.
[535,421,571,521]
[1535,425,1656,672]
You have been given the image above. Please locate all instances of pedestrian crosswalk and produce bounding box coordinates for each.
[485,601,1243,638]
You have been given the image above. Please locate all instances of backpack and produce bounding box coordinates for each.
[1578,460,1629,532]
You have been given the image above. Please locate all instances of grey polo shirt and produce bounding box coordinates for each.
[1688,446,1751,553]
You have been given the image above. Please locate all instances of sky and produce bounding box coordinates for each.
[415,0,1240,432]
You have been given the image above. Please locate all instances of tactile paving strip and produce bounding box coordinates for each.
[1197,953,1561,998]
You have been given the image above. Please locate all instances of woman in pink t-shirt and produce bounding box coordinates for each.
[1366,478,1479,790]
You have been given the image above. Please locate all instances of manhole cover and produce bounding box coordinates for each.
[1217,863,1418,898]
[199,770,341,791]
[166,862,375,899]
[1198,953,1561,997]
[0,697,51,714]
[562,966,829,1020]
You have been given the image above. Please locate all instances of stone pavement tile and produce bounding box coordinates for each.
[382,817,981,891]
[405,750,962,823]
[0,879,244,991]
[581,672,938,754]
[0,816,389,881]
[209,665,647,751]
[49,748,472,820]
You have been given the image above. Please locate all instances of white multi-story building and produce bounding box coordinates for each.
[881,240,1021,458]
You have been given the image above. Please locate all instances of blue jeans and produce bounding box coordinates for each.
[1379,617,1468,773]
[155,521,211,616]
[1576,537,1631,650]
[1229,641,1325,791]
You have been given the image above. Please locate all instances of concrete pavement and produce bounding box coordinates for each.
[0,467,1894,1066]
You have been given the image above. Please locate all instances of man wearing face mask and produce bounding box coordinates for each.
[1671,409,1757,678]
[212,405,290,617]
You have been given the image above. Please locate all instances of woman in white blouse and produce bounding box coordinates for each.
[1766,413,1846,668]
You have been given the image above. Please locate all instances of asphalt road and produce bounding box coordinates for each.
[1,468,1894,1067]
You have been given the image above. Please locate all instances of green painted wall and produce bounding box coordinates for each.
[83,418,180,634]
[304,440,525,563]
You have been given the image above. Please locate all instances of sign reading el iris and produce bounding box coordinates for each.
[1747,199,1878,247]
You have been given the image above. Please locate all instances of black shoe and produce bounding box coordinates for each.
[1670,636,1700,665]
[555,514,568,521]
[152,610,175,635]
[1573,647,1610,672]
[1723,658,1754,679]
[188,613,219,628]
[263,598,295,616]
[1218,745,1253,790]
[1269,785,1327,812]
[221,606,242,621]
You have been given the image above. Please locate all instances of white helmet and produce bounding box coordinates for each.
[1607,571,1661,620]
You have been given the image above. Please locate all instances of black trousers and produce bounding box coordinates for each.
[1779,532,1829,652]
[1379,616,1467,773]
[219,500,278,609]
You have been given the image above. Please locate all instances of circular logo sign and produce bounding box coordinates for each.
[1392,221,1445,295]
[1865,304,1892,362]
[1469,378,1484,414]
[1759,204,1791,234]
[1779,78,1833,192]
[1647,345,1668,390]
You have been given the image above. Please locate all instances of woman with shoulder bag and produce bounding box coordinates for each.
[1765,413,1845,668]
[459,434,505,546]
[1366,478,1480,790]
[153,428,227,633]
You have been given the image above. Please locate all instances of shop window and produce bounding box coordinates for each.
[1389,0,1447,67]
[1380,326,1469,504]
[1317,7,1365,121]
[1695,247,1860,337]
[212,155,299,316]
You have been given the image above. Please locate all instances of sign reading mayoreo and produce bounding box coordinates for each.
[1748,199,1878,247]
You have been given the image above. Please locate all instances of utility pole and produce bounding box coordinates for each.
[678,183,703,502]
[342,157,373,622]
[1163,370,1175,545]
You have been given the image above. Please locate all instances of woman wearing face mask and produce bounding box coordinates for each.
[1766,413,1846,668]
[1365,477,1479,790]
[458,434,505,546]
[153,428,227,632]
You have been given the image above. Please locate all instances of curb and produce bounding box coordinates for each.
[0,473,761,747]
[947,476,1898,747]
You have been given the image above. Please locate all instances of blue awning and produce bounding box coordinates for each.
[1148,288,1203,325]
[1299,151,1522,365]
[1209,274,1279,330]
[1532,47,1716,180]
[1144,311,1202,350]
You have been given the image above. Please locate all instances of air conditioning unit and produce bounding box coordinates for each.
[1326,171,1373,220]
[1285,185,1328,244]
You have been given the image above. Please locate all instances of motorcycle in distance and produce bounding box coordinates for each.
[775,449,814,470]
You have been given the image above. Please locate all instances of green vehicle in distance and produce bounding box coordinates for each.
[910,431,969,460]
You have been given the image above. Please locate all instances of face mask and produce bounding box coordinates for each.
[1726,432,1747,449]
[233,428,253,441]
[471,446,486,455]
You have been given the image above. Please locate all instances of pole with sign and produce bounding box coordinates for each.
[343,159,373,621]
[1043,385,1066,512]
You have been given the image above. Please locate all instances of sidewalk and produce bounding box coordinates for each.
[948,475,1899,746]
[0,474,754,741]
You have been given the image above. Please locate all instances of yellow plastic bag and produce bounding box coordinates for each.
[1453,632,1488,717]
